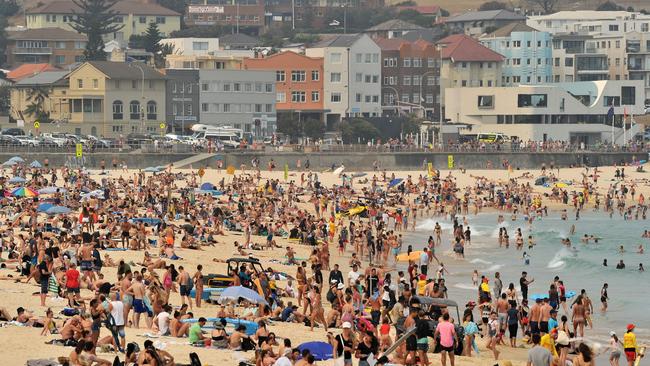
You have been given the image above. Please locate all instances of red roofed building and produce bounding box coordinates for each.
[6,63,59,82]
[376,37,441,119]
[435,34,504,118]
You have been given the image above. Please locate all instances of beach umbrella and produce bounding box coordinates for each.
[8,156,24,163]
[29,160,42,168]
[218,286,268,305]
[554,182,568,188]
[38,186,67,195]
[297,342,333,361]
[2,160,17,166]
[351,172,367,178]
[8,176,26,184]
[156,165,167,170]
[143,166,160,173]
[388,178,403,188]
[36,202,54,212]
[200,182,214,191]
[46,206,71,215]
[396,250,424,262]
[11,186,38,197]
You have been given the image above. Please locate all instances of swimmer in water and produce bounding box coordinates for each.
[638,245,644,254]
[639,263,645,272]
[603,259,608,266]
[570,224,576,235]
[619,245,625,254]
[523,252,530,265]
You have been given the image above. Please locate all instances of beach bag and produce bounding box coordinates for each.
[189,352,202,366]
[241,337,256,351]
[61,307,79,316]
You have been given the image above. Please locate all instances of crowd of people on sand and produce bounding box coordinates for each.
[0,158,646,366]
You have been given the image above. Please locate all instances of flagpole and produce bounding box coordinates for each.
[611,111,614,146]
[623,108,626,147]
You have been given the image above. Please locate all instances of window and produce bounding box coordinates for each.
[608,24,618,31]
[93,79,98,89]
[412,75,421,86]
[356,93,361,102]
[192,42,208,50]
[401,94,410,103]
[478,95,494,108]
[265,83,273,92]
[114,16,123,23]
[403,58,411,67]
[513,40,521,47]
[372,75,378,83]
[517,94,547,107]
[426,94,433,104]
[276,92,286,103]
[355,73,362,82]
[291,91,306,103]
[412,58,421,67]
[255,104,262,113]
[55,55,65,64]
[222,104,230,112]
[364,53,371,63]
[55,41,65,49]
[372,95,379,103]
[311,91,320,102]
[603,96,620,106]
[77,79,83,88]
[311,70,319,81]
[365,75,371,83]
[554,58,560,66]
[403,76,411,85]
[112,101,123,120]
[223,83,231,92]
[255,83,262,92]
[291,70,306,82]
[155,16,166,24]
[615,58,620,66]
[146,101,157,120]
[621,86,635,105]
[129,101,141,119]
[412,93,419,103]
[365,95,371,103]
[139,16,147,23]
[372,53,379,63]
[132,80,137,89]
[355,53,362,63]
[276,70,285,81]
[331,93,341,103]
[642,23,649,32]
[565,58,573,67]
[265,104,273,113]
[616,40,620,48]
[202,103,208,112]
[512,58,521,65]
[427,58,434,68]
[330,52,342,63]
[330,72,341,83]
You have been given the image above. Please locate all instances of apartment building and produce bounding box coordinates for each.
[185,1,265,31]
[480,23,553,86]
[377,38,441,119]
[436,34,504,116]
[626,31,650,102]
[526,11,649,34]
[445,10,525,37]
[164,50,253,69]
[242,51,325,123]
[198,70,276,136]
[160,38,220,56]
[445,80,644,144]
[26,1,181,42]
[550,32,627,82]
[165,69,201,133]
[10,71,69,127]
[5,28,86,68]
[306,34,382,126]
[364,20,424,40]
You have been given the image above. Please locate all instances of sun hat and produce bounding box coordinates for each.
[342,322,352,329]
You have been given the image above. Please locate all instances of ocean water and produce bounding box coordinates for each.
[404,211,649,353]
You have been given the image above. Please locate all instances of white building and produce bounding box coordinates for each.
[160,38,220,56]
[526,11,650,35]
[306,34,382,126]
[445,80,644,145]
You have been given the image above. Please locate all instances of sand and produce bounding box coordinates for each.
[0,163,647,366]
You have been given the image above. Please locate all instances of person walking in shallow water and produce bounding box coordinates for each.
[601,283,609,312]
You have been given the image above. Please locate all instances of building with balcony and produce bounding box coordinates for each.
[5,27,86,68]
[376,38,440,119]
[164,50,253,69]
[306,34,382,125]
[164,69,201,134]
[61,61,166,137]
[445,9,525,37]
[199,69,277,135]
[480,23,553,86]
[364,20,424,40]
[445,80,644,145]
[625,32,650,103]
[550,33,627,83]
[242,51,326,123]
[159,38,220,56]
[184,1,265,32]
[526,11,649,35]
[26,1,181,43]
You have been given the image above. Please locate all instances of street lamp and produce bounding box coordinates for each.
[436,43,446,146]
[419,70,436,119]
[129,63,146,134]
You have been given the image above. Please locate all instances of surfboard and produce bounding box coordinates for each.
[333,166,345,176]
[529,290,576,301]
[379,326,416,359]
[634,346,646,366]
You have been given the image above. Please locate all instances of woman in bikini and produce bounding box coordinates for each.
[309,285,328,332]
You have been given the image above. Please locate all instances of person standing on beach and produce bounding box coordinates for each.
[527,333,552,366]
[493,272,503,300]
[419,248,430,276]
[520,272,534,301]
[601,283,609,312]
[38,255,52,307]
[178,266,192,310]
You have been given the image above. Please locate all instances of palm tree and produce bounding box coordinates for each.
[24,86,51,122]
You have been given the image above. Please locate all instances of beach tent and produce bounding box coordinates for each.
[388,178,403,188]
[143,166,160,173]
[38,186,67,194]
[37,203,54,212]
[2,160,17,166]
[218,286,268,305]
[534,176,548,186]
[8,156,24,163]
[297,342,333,361]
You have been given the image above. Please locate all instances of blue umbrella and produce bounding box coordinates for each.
[30,160,42,168]
[200,182,214,191]
[388,178,403,188]
[218,286,268,305]
[143,167,160,173]
[8,176,26,184]
[297,342,333,361]
[9,156,24,163]
[37,203,54,212]
[46,206,71,215]
[38,186,67,194]
[3,160,17,166]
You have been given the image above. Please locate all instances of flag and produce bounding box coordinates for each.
[607,106,614,121]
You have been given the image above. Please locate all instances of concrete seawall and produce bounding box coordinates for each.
[0,151,645,170]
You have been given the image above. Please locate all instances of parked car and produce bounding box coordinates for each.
[40,133,69,147]
[2,128,25,136]
[126,133,154,148]
[14,136,40,146]
[0,135,22,146]
[85,135,115,148]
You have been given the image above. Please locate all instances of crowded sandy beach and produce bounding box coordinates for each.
[0,158,647,366]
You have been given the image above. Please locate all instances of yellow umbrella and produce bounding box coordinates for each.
[396,250,423,262]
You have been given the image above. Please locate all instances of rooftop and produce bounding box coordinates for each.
[15,70,69,86]
[81,61,165,80]
[7,27,87,41]
[366,19,424,32]
[27,0,180,16]
[219,33,260,48]
[527,10,634,21]
[311,34,363,48]
[446,9,525,23]
[7,63,59,81]
[437,34,504,62]
[484,22,541,38]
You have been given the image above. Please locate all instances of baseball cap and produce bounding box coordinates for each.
[342,322,352,329]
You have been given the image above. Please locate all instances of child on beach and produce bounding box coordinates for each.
[472,270,479,286]
[523,252,530,265]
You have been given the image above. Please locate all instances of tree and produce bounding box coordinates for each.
[597,1,624,10]
[276,114,302,140]
[0,0,20,17]
[0,84,10,116]
[401,116,422,135]
[479,1,507,10]
[143,22,167,67]
[0,16,8,66]
[339,118,381,144]
[24,87,51,123]
[302,118,325,139]
[70,0,124,61]
[524,0,559,14]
